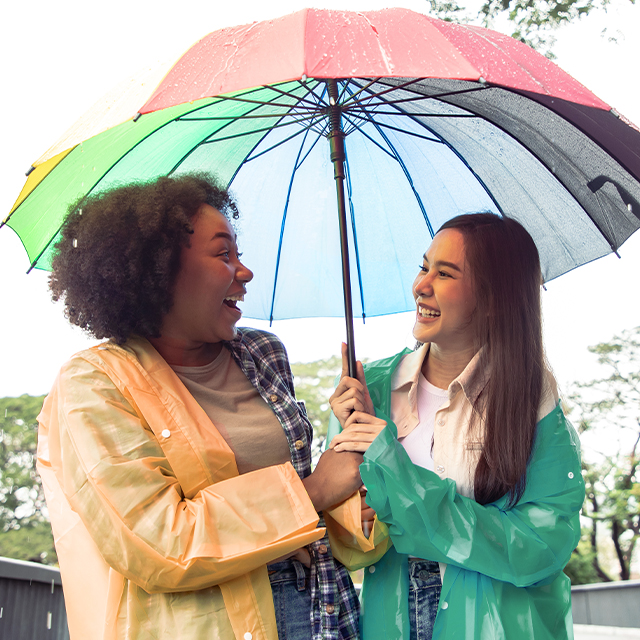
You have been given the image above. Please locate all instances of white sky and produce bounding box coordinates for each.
[1,0,639,400]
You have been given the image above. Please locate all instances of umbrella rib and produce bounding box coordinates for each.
[242,122,321,163]
[268,127,318,323]
[344,112,444,143]
[343,143,367,321]
[342,85,435,236]
[353,81,505,217]
[341,115,398,159]
[260,81,327,110]
[341,78,420,109]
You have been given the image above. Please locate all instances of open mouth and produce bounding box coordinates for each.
[418,307,441,318]
[223,294,244,310]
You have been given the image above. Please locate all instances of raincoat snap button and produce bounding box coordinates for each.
[441,601,449,610]
[368,565,376,573]
[318,544,328,554]
[269,394,278,403]
[436,465,445,474]
[295,439,305,450]
[244,633,253,640]
[161,429,171,438]
[325,604,335,614]
[568,472,574,479]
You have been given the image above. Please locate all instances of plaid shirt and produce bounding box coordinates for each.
[226,328,360,640]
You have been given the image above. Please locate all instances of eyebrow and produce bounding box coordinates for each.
[422,254,463,273]
[210,232,236,242]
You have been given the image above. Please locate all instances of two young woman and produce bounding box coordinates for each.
[39,169,582,640]
[327,213,584,639]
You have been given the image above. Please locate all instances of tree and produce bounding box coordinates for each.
[0,394,56,564]
[291,356,343,460]
[425,0,636,56]
[567,326,640,582]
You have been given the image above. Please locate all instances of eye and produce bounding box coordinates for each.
[418,264,428,272]
[439,270,451,278]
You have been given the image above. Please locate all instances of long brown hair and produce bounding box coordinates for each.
[438,213,544,506]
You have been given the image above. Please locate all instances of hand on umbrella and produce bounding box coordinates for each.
[329,342,375,428]
[329,411,386,454]
[302,448,363,513]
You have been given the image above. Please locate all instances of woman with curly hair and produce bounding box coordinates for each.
[37,173,362,640]
[324,213,584,639]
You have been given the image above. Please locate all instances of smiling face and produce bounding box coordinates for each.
[412,228,477,353]
[158,204,253,351]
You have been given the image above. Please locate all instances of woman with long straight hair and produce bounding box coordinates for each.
[325,212,585,639]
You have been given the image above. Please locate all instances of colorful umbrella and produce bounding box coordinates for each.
[4,8,640,374]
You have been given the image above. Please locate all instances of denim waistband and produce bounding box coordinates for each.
[267,558,310,591]
[408,559,440,574]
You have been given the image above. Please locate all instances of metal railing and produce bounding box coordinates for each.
[572,579,640,629]
[0,556,69,640]
[1,555,638,638]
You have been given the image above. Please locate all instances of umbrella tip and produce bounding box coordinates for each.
[133,112,142,123]
[25,166,35,177]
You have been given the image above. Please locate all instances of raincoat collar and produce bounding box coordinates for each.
[391,343,489,407]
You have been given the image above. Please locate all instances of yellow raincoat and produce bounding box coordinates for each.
[37,336,325,640]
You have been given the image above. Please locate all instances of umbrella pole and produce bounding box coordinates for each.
[326,79,357,378]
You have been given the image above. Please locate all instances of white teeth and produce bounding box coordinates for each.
[225,294,244,302]
[419,307,440,318]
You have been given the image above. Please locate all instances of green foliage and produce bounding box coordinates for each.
[291,356,343,458]
[568,326,640,582]
[0,395,56,564]
[565,532,604,584]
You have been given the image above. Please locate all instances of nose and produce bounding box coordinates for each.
[236,259,253,284]
[413,270,433,298]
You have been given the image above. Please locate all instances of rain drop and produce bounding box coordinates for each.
[301,74,307,83]
[51,580,55,594]
[73,239,78,248]
[78,208,83,216]
[628,203,633,213]
[47,611,52,630]
[330,97,336,106]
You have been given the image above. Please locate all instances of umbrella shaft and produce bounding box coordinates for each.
[326,79,357,378]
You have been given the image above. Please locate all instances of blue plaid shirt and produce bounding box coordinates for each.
[226,328,360,640]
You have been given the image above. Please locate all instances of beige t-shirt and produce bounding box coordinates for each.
[172,347,291,474]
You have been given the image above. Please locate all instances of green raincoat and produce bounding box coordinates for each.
[326,349,585,639]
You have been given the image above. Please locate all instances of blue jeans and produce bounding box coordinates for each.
[268,559,313,640]
[408,559,441,640]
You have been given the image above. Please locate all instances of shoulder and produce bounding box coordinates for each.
[233,327,287,356]
[537,366,561,422]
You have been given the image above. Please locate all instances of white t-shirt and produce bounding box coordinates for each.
[399,374,448,471]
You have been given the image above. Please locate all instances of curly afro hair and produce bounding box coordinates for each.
[49,173,239,344]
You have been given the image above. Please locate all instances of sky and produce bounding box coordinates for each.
[1,0,639,402]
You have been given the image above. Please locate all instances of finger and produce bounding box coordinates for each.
[333,442,370,453]
[344,411,386,430]
[340,342,349,379]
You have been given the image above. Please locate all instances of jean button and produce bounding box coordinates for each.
[418,570,429,580]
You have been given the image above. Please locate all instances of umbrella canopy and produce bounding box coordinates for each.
[4,8,640,363]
